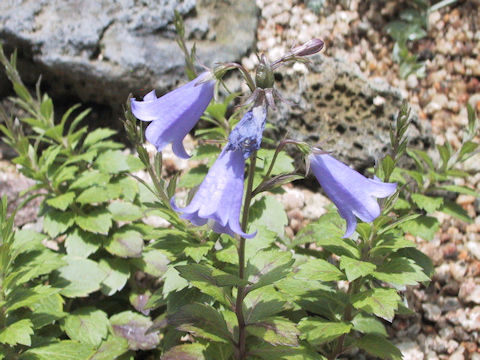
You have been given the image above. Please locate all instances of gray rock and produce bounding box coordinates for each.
[422,303,442,322]
[0,0,258,107]
[268,55,432,169]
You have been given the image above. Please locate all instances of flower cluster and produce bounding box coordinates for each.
[131,39,396,239]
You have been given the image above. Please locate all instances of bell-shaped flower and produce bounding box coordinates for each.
[309,153,397,238]
[131,72,214,158]
[171,147,255,238]
[226,104,267,159]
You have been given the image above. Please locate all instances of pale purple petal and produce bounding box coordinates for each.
[171,147,255,238]
[309,153,397,238]
[131,72,214,158]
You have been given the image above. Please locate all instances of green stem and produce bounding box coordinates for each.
[235,152,257,360]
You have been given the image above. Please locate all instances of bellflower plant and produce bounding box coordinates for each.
[171,146,255,239]
[130,72,214,158]
[309,152,397,237]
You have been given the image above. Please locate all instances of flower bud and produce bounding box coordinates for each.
[292,38,324,57]
[255,56,275,89]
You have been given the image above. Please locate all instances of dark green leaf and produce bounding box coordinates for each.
[351,288,400,322]
[339,256,376,282]
[246,250,294,292]
[439,200,473,223]
[373,256,430,286]
[356,334,403,360]
[247,317,299,346]
[298,318,351,346]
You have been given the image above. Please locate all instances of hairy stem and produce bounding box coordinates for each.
[235,152,257,360]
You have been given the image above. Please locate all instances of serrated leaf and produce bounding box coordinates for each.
[19,340,95,360]
[411,193,443,213]
[351,288,400,322]
[69,171,111,190]
[83,128,117,148]
[439,200,473,223]
[65,229,101,258]
[356,334,403,360]
[75,209,112,235]
[370,231,416,257]
[247,317,299,346]
[246,250,294,292]
[6,285,59,312]
[95,150,131,173]
[110,311,159,351]
[63,307,108,346]
[161,343,206,360]
[52,166,78,188]
[30,293,66,329]
[249,342,322,360]
[373,256,430,286]
[257,149,295,175]
[397,247,434,278]
[90,335,129,360]
[249,196,288,237]
[184,242,214,263]
[108,201,143,222]
[400,215,440,241]
[244,287,287,324]
[339,256,376,282]
[99,258,130,296]
[105,229,143,258]
[43,210,75,237]
[296,258,345,282]
[131,249,169,277]
[0,319,33,346]
[436,184,479,197]
[51,256,107,297]
[352,313,387,337]
[76,185,122,204]
[46,192,75,211]
[298,318,351,346]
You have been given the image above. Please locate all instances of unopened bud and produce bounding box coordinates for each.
[292,38,324,57]
[255,55,275,89]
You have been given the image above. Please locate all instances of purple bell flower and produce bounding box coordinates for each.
[309,153,397,238]
[131,72,214,159]
[171,147,255,239]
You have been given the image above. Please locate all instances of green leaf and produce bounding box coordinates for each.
[52,166,78,188]
[178,165,209,188]
[162,266,189,296]
[352,313,387,337]
[397,247,434,278]
[65,229,101,258]
[83,128,116,148]
[110,311,159,351]
[351,288,400,322]
[411,193,443,213]
[69,171,111,190]
[439,200,473,223]
[0,319,33,346]
[247,317,299,346]
[75,209,112,235]
[29,293,66,329]
[6,285,59,312]
[46,192,75,211]
[249,197,288,237]
[435,184,479,197]
[63,307,108,346]
[19,340,95,360]
[95,150,131,173]
[370,231,416,257]
[184,242,214,263]
[339,256,377,282]
[76,183,124,204]
[168,303,232,343]
[298,318,351,346]
[249,343,322,360]
[244,287,287,324]
[131,249,169,277]
[99,258,130,296]
[108,201,143,222]
[296,258,345,282]
[356,334,403,360]
[52,256,107,297]
[373,256,430,286]
[162,343,206,360]
[90,335,129,360]
[104,229,144,258]
[44,210,75,237]
[257,149,295,175]
[246,250,294,292]
[400,215,440,241]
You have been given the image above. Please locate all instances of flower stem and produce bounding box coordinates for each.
[235,152,257,360]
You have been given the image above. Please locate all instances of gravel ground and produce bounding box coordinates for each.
[1,1,479,359]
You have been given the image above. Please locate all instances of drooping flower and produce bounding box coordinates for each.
[309,152,397,238]
[131,72,214,159]
[226,104,267,159]
[171,146,255,238]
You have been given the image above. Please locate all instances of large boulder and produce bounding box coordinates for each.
[0,0,258,106]
[269,55,432,169]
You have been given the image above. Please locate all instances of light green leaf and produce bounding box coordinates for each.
[6,285,59,312]
[75,209,112,235]
[298,318,351,346]
[373,256,430,286]
[247,317,299,346]
[131,249,169,277]
[99,258,130,296]
[351,288,400,322]
[244,287,287,324]
[0,319,33,346]
[108,201,143,222]
[19,340,95,360]
[104,229,143,258]
[439,200,473,224]
[30,293,66,329]
[83,128,117,148]
[296,258,345,282]
[356,334,403,360]
[339,256,376,282]
[46,192,75,211]
[110,311,159,350]
[89,335,129,360]
[178,165,208,188]
[246,250,294,292]
[184,242,214,263]
[52,256,107,297]
[44,210,75,237]
[249,197,288,237]
[63,307,108,346]
[411,193,443,213]
[352,313,387,337]
[69,170,111,190]
[400,215,440,241]
[65,229,101,258]
[436,184,479,197]
[162,343,206,360]
[95,150,131,173]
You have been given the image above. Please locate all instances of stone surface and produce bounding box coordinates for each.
[0,0,258,107]
[268,55,432,169]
